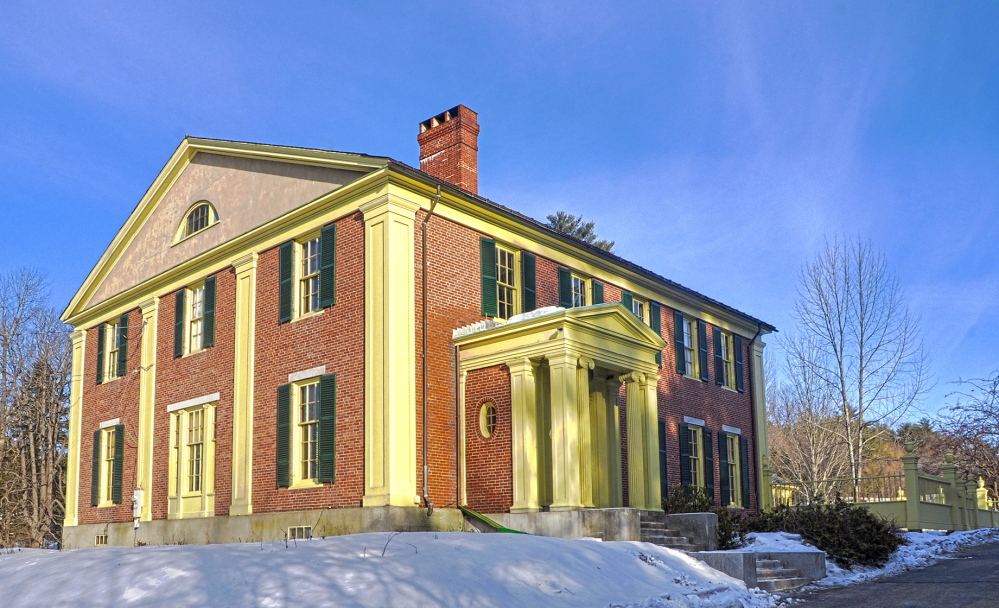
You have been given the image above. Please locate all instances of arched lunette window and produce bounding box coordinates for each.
[178,201,219,241]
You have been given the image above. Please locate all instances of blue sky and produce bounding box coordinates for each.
[1,1,996,418]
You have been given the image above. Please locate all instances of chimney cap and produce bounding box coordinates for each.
[419,105,477,133]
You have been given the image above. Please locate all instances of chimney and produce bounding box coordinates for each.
[417,105,480,194]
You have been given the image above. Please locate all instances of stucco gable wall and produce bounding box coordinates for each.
[87,152,367,308]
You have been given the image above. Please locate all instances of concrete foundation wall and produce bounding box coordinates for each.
[484,508,641,541]
[695,552,757,587]
[665,513,718,551]
[757,551,827,582]
[63,506,464,549]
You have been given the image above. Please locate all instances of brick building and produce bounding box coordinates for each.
[61,106,775,548]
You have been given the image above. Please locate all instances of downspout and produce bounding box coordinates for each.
[746,322,763,510]
[421,185,441,517]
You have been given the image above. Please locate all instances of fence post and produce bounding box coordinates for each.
[977,478,989,510]
[966,480,980,530]
[902,442,921,531]
[942,453,961,531]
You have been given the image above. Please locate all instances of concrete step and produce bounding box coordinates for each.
[757,568,801,579]
[642,535,695,549]
[756,577,810,593]
[640,521,667,530]
[756,559,782,569]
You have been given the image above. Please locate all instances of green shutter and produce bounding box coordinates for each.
[480,238,498,317]
[558,267,573,308]
[622,291,633,314]
[592,280,604,304]
[319,224,337,308]
[658,419,668,499]
[740,436,751,508]
[276,384,291,488]
[203,277,217,349]
[703,429,715,505]
[112,424,124,504]
[279,242,293,324]
[713,327,724,385]
[91,430,101,506]
[521,251,537,313]
[95,324,105,384]
[116,315,129,378]
[673,311,685,375]
[678,423,691,488]
[650,302,662,367]
[718,431,730,507]
[697,320,709,382]
[174,290,185,359]
[318,375,337,484]
[734,334,745,392]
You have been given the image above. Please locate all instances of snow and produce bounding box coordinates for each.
[815,528,999,587]
[0,532,777,608]
[729,533,824,554]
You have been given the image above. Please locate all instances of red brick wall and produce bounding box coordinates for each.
[250,212,366,512]
[78,309,141,525]
[463,365,512,513]
[153,268,236,518]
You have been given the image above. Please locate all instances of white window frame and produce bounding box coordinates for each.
[291,379,321,488]
[726,432,742,508]
[688,425,705,490]
[495,244,519,321]
[295,233,322,319]
[103,321,120,382]
[186,282,206,355]
[168,400,216,518]
[719,330,735,389]
[99,427,116,507]
[632,297,648,323]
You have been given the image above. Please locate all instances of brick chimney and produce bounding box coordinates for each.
[417,105,480,194]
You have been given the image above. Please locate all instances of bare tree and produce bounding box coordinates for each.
[0,269,70,548]
[943,372,999,498]
[784,238,928,499]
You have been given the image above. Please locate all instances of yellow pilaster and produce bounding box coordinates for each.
[751,340,772,509]
[589,374,609,508]
[63,329,86,528]
[621,371,649,510]
[361,195,420,508]
[607,377,624,507]
[458,369,468,506]
[136,297,159,521]
[642,372,663,511]
[548,352,582,510]
[577,357,595,508]
[508,358,540,512]
[229,253,258,516]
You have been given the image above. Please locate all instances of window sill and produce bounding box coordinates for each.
[101,375,121,384]
[182,347,208,359]
[289,480,322,490]
[172,222,219,247]
[97,502,115,509]
[720,385,738,393]
[292,309,324,324]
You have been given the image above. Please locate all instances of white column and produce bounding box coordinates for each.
[136,297,159,521]
[508,358,540,512]
[548,352,582,510]
[361,195,420,507]
[63,329,86,527]
[230,253,258,516]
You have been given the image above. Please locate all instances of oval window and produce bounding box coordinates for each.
[479,402,497,439]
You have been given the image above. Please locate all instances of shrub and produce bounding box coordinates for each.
[714,507,748,550]
[662,485,711,514]
[743,498,907,568]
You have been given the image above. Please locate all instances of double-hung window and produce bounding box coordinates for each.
[168,400,216,519]
[571,274,588,307]
[91,423,123,507]
[174,279,216,358]
[299,236,321,316]
[726,433,741,507]
[297,382,320,484]
[682,318,697,377]
[714,328,736,389]
[631,297,648,323]
[101,428,116,505]
[687,425,704,489]
[188,284,205,353]
[104,322,120,382]
[680,419,714,501]
[495,245,518,320]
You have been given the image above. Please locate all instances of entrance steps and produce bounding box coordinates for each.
[755,558,810,592]
[639,511,699,551]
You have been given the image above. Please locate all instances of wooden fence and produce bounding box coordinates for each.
[771,444,999,531]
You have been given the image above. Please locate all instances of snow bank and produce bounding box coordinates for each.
[0,532,777,608]
[816,528,999,587]
[729,533,824,554]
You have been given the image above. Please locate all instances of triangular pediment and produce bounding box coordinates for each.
[564,303,667,346]
[63,138,388,322]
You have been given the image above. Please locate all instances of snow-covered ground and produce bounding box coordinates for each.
[0,532,775,608]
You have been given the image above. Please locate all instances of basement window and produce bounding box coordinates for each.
[288,526,312,540]
[95,534,108,546]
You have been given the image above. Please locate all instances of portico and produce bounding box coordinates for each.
[454,304,666,514]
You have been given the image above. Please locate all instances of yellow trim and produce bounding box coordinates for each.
[727,433,742,508]
[294,231,323,319]
[98,427,116,508]
[752,339,772,509]
[478,402,496,439]
[290,379,321,488]
[494,243,520,321]
[167,401,216,519]
[229,253,258,516]
[136,298,158,521]
[63,330,86,527]
[361,194,420,508]
[688,425,705,489]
